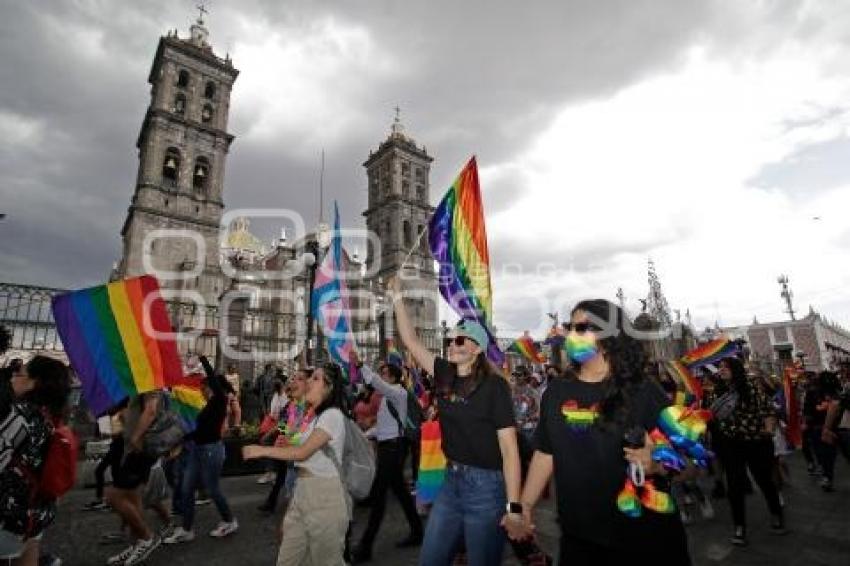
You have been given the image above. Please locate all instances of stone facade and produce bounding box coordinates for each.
[116,22,238,308]
[723,310,850,372]
[363,113,439,352]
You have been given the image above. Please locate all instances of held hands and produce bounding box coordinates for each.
[501,509,535,541]
[386,274,402,296]
[623,432,658,475]
[822,429,837,445]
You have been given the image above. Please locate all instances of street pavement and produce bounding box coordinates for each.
[44,452,850,565]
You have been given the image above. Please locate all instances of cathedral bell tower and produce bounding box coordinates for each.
[363,110,439,351]
[116,13,238,306]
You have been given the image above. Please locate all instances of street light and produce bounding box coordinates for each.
[440,320,448,358]
[302,241,319,366]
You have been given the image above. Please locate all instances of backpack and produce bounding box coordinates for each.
[386,391,423,444]
[141,394,187,458]
[323,413,376,501]
[36,419,79,501]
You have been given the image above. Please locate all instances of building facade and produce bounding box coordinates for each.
[723,309,850,373]
[115,18,238,307]
[363,112,439,352]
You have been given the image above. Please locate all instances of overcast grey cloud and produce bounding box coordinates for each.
[2,0,849,332]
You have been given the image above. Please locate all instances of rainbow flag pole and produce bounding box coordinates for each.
[428,156,503,364]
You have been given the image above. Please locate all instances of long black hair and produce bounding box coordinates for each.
[570,299,647,428]
[314,362,350,416]
[22,356,71,419]
[720,356,751,403]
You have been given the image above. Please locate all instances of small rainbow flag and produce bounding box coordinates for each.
[509,333,546,364]
[428,156,503,364]
[52,276,183,417]
[169,371,207,431]
[665,360,703,405]
[416,420,446,505]
[680,338,738,369]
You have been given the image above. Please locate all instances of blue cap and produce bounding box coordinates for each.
[450,319,490,349]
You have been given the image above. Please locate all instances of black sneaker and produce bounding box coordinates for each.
[820,478,835,492]
[770,516,789,535]
[731,526,748,546]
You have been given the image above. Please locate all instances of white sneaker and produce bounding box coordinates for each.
[699,499,715,520]
[679,508,693,525]
[163,527,195,544]
[106,544,135,565]
[256,472,274,485]
[123,537,161,566]
[209,519,238,538]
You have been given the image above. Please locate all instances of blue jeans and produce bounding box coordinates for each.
[419,462,506,566]
[180,441,233,530]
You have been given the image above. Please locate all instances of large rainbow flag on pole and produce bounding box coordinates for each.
[52,275,184,417]
[428,156,503,363]
[510,332,546,364]
[312,202,357,375]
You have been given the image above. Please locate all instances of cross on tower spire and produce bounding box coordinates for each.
[391,105,405,138]
[196,2,209,25]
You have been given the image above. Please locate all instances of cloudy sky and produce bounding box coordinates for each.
[2,0,849,336]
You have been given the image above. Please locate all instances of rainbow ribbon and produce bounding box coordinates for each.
[665,360,703,405]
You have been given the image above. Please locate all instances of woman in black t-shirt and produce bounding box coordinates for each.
[513,299,691,566]
[387,276,522,566]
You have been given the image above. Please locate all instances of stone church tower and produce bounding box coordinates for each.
[363,111,439,351]
[116,15,238,306]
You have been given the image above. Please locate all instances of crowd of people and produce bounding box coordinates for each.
[2,287,850,566]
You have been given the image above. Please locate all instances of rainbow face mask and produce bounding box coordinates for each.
[565,333,598,363]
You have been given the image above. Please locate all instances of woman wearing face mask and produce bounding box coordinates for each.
[511,299,691,566]
[387,276,522,566]
[0,356,71,566]
[242,363,350,566]
[713,357,784,546]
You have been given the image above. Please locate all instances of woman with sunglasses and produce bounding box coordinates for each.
[243,363,350,566]
[387,277,521,566]
[511,299,691,565]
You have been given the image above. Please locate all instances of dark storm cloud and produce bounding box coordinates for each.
[0,0,820,289]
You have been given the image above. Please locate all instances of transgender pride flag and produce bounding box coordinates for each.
[311,202,357,375]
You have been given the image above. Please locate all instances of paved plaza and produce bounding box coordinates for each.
[43,452,850,565]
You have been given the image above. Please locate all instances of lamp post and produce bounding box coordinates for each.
[440,320,448,358]
[302,239,319,366]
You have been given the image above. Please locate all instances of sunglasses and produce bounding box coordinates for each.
[450,335,479,347]
[563,322,600,334]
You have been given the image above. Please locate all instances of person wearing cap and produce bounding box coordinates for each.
[387,276,521,566]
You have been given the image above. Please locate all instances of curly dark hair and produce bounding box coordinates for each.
[570,299,647,428]
[22,355,72,418]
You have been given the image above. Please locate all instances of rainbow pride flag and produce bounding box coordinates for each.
[510,333,546,364]
[416,420,446,505]
[52,276,183,417]
[665,360,703,405]
[169,371,207,431]
[680,338,738,369]
[428,156,503,364]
